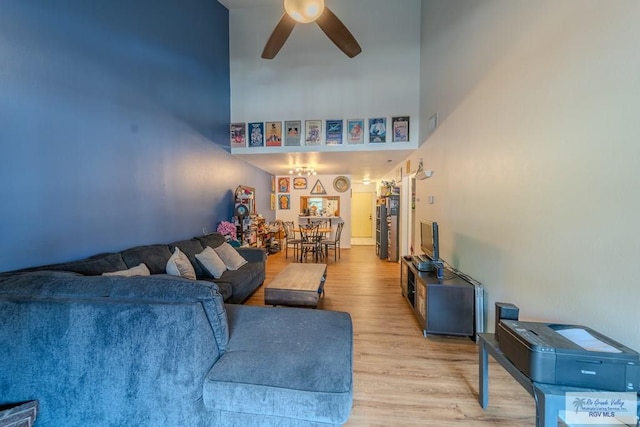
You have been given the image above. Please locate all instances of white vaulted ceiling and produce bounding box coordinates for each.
[219,0,422,182]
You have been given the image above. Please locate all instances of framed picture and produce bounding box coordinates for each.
[284,120,302,146]
[305,120,322,145]
[248,122,264,147]
[347,119,364,144]
[368,117,387,143]
[392,116,410,142]
[278,176,290,193]
[293,177,307,190]
[310,179,327,195]
[270,193,276,211]
[271,176,276,192]
[230,123,246,148]
[278,194,290,210]
[325,119,343,145]
[265,121,282,147]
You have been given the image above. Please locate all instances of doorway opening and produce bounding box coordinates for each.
[351,191,375,245]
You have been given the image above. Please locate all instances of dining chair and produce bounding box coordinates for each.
[283,221,301,260]
[321,222,344,261]
[299,224,322,262]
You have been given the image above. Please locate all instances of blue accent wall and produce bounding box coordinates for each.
[0,0,273,272]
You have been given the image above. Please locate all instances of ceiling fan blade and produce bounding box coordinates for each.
[261,13,297,59]
[315,6,362,58]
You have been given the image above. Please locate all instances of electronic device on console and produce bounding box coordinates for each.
[412,220,444,278]
[498,320,640,391]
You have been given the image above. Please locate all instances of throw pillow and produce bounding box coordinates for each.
[102,263,151,277]
[195,246,227,279]
[166,247,197,280]
[214,242,248,271]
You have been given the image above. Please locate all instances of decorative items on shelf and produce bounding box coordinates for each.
[235,185,256,245]
[381,179,398,196]
[217,221,237,241]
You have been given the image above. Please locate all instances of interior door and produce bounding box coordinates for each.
[351,192,373,237]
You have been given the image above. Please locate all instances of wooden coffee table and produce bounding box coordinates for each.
[265,263,327,308]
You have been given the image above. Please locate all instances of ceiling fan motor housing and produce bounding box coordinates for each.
[284,0,325,23]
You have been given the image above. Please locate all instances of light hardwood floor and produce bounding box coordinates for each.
[245,246,537,426]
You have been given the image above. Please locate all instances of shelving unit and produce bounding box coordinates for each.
[386,195,399,262]
[375,203,388,259]
[234,185,256,246]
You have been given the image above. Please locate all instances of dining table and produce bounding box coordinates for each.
[293,227,332,262]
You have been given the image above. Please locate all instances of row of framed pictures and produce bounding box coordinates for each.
[230,116,410,148]
[275,176,328,194]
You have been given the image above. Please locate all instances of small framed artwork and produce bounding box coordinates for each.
[278,176,290,193]
[305,120,322,145]
[392,116,410,142]
[248,122,264,147]
[270,193,276,211]
[278,194,290,210]
[293,177,307,190]
[347,119,364,144]
[310,179,327,195]
[271,176,276,193]
[368,117,387,143]
[285,120,302,146]
[325,119,343,145]
[230,123,246,148]
[265,121,282,147]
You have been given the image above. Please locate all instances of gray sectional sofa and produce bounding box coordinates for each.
[0,235,354,426]
[9,233,265,303]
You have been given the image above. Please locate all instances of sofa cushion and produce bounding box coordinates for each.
[214,243,247,271]
[102,263,150,277]
[195,247,227,279]
[166,248,197,280]
[196,233,226,250]
[204,305,353,425]
[121,244,172,275]
[235,247,267,264]
[169,239,206,278]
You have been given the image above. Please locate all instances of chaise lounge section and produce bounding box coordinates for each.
[0,270,353,426]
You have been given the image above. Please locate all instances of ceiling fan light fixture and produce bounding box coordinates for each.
[284,0,325,24]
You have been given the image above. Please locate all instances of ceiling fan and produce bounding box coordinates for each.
[262,0,362,59]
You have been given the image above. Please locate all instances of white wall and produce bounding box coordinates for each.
[274,174,351,248]
[410,0,640,351]
[228,0,421,147]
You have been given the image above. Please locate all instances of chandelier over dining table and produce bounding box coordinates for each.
[289,166,317,176]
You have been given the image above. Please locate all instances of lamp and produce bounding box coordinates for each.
[288,166,316,176]
[284,0,325,23]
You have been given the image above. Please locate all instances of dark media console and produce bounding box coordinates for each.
[401,257,483,340]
